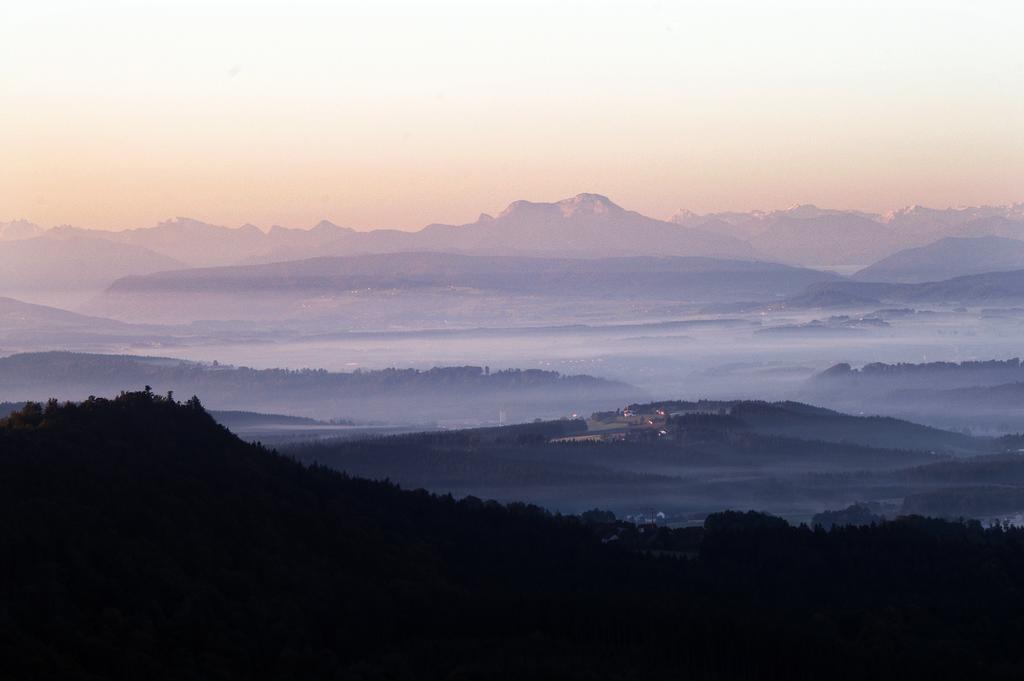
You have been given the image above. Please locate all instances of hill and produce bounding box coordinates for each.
[784,268,1024,308]
[0,296,141,348]
[801,359,1024,432]
[0,231,183,307]
[627,399,984,453]
[0,401,328,434]
[0,392,676,679]
[6,393,1024,678]
[854,236,1024,283]
[288,399,976,518]
[90,251,839,324]
[0,351,638,424]
[809,359,1024,392]
[0,296,130,332]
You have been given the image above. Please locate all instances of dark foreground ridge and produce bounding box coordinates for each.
[5,392,1024,679]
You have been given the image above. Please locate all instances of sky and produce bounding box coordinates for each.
[2,0,1023,231]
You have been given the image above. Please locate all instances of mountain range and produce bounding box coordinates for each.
[5,194,1024,311]
[8,195,1024,271]
[11,194,756,269]
[671,202,1024,266]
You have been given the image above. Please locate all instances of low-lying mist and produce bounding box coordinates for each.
[7,214,1024,526]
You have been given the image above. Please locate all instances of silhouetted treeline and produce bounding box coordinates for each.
[6,393,1024,679]
[806,358,1024,433]
[0,351,619,395]
[824,357,1024,376]
[0,351,637,422]
[811,502,884,530]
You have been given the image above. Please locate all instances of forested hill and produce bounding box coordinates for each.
[622,398,985,453]
[7,392,1024,678]
[0,351,620,393]
[816,358,1024,383]
[0,351,638,422]
[801,359,1024,431]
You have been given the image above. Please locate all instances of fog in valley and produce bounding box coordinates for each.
[6,195,1024,524]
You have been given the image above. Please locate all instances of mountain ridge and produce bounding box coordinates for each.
[9,197,1024,284]
[854,236,1024,283]
[88,251,841,324]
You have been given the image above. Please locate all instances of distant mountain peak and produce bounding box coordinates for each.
[772,204,833,220]
[669,209,701,224]
[557,193,620,217]
[150,217,225,233]
[566,192,614,203]
[0,219,43,241]
[883,205,925,221]
[495,193,623,221]
[151,217,271,235]
[497,199,539,217]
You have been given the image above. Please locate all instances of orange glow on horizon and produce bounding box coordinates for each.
[3,0,1022,231]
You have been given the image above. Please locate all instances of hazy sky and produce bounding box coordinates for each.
[3,0,1022,230]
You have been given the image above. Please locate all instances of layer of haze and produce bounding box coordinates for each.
[3,0,1022,230]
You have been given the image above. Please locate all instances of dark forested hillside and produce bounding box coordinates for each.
[628,398,986,453]
[8,393,1024,679]
[289,411,947,495]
